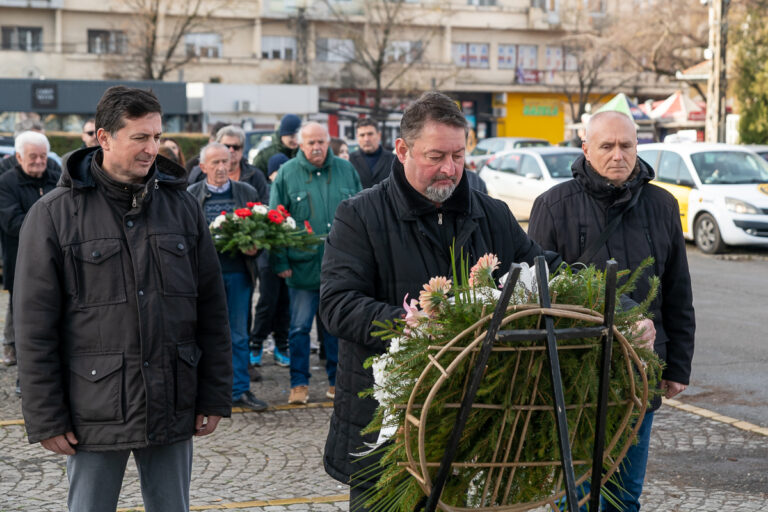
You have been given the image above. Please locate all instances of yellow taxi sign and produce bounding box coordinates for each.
[759,183,768,196]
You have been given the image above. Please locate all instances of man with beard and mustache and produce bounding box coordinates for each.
[317,91,562,511]
[269,121,361,406]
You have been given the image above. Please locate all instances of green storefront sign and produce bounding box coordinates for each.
[523,104,559,116]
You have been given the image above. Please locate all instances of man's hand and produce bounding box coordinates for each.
[662,380,687,399]
[242,245,259,257]
[194,414,222,436]
[277,269,292,279]
[40,432,78,455]
[632,318,656,350]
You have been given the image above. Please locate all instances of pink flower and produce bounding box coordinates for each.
[418,276,451,315]
[402,294,426,333]
[469,253,500,288]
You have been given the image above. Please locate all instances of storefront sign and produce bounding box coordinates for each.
[523,99,558,117]
[31,82,57,109]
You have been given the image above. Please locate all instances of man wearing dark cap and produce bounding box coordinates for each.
[251,114,301,181]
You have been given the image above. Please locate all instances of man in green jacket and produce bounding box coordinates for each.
[251,114,300,181]
[270,121,361,405]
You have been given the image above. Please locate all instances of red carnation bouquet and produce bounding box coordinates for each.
[209,202,321,256]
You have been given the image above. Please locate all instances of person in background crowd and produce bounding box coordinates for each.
[188,143,268,412]
[348,118,396,189]
[270,122,361,405]
[330,138,349,161]
[81,118,98,148]
[185,121,227,175]
[0,119,62,175]
[14,85,232,512]
[158,145,180,164]
[249,152,292,377]
[0,131,60,381]
[252,114,301,182]
[528,110,694,512]
[161,137,186,168]
[318,91,562,511]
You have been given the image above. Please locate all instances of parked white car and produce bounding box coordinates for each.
[466,137,550,172]
[637,143,768,253]
[479,147,582,220]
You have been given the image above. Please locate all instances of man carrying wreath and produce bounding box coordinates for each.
[188,142,269,412]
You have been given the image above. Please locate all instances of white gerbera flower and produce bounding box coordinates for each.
[252,204,268,215]
[284,216,297,229]
[210,214,227,230]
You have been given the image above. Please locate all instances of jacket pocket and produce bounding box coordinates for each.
[70,239,127,308]
[287,190,310,221]
[68,353,124,425]
[155,234,198,297]
[176,341,202,411]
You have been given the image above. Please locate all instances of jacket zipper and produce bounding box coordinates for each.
[438,212,443,225]
[38,187,44,196]
[644,228,660,277]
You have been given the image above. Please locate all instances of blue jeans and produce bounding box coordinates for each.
[222,272,253,398]
[564,411,654,511]
[287,288,338,388]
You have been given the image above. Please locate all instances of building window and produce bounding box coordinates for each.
[262,35,296,60]
[531,0,558,10]
[584,0,607,14]
[185,33,222,58]
[544,46,563,70]
[87,30,125,55]
[452,43,489,69]
[1,26,43,52]
[498,44,517,70]
[467,0,497,5]
[517,44,538,69]
[316,37,354,62]
[386,40,422,63]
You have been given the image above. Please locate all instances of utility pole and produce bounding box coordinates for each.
[295,4,309,84]
[705,0,729,142]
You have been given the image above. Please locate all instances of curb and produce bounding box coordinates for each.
[116,493,349,511]
[663,398,768,436]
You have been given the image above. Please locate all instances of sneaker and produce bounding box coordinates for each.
[326,385,335,400]
[2,344,16,366]
[250,348,263,367]
[233,391,268,412]
[273,347,290,367]
[288,385,309,405]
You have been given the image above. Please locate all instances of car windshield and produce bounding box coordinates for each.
[690,151,768,184]
[541,152,580,178]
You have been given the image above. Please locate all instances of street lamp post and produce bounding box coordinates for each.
[705,0,729,143]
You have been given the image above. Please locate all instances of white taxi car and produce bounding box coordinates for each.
[637,143,768,254]
[478,147,582,220]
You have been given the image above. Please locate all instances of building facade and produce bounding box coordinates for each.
[0,0,682,141]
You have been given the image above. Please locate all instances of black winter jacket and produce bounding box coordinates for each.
[15,146,233,450]
[0,165,59,292]
[349,147,397,189]
[528,155,695,390]
[319,160,560,488]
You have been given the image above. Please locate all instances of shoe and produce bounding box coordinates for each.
[249,348,263,367]
[248,365,262,382]
[233,391,268,411]
[288,385,309,405]
[273,347,290,367]
[326,385,335,400]
[310,340,319,354]
[2,344,16,366]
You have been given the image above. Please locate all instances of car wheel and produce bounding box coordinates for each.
[694,213,726,254]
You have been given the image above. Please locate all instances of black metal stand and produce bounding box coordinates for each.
[423,256,619,512]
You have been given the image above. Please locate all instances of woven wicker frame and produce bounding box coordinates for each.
[400,303,649,512]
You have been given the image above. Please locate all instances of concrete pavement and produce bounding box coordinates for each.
[1,292,766,511]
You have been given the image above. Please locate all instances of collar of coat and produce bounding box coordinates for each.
[389,157,475,221]
[571,153,654,208]
[13,165,59,187]
[60,145,189,193]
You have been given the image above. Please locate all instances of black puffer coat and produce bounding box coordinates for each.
[15,146,232,450]
[319,160,560,488]
[528,155,695,391]
[0,164,59,292]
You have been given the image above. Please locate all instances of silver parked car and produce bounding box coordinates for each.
[479,147,582,220]
[466,137,550,172]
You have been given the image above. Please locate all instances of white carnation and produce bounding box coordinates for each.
[284,216,297,229]
[210,214,227,230]
[252,204,268,215]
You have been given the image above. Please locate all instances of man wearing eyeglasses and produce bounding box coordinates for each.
[81,119,98,148]
[205,125,269,204]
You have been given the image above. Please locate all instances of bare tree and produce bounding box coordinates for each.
[118,0,229,80]
[318,0,442,120]
[611,0,709,98]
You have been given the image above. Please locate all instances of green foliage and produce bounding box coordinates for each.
[359,260,663,511]
[734,2,768,143]
[164,133,209,163]
[47,133,82,157]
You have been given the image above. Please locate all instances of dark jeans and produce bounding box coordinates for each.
[287,288,338,388]
[250,252,289,352]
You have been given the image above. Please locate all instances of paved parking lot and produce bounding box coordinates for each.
[1,291,767,511]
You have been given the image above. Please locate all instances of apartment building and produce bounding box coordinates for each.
[0,0,680,141]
